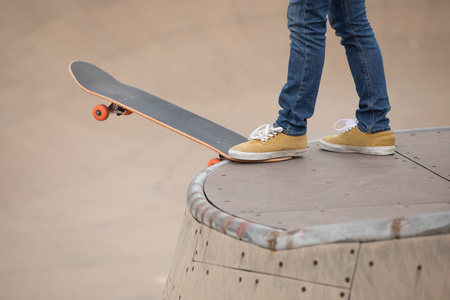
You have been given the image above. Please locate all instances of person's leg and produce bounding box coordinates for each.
[318,0,394,155]
[274,0,331,136]
[329,0,391,133]
[228,0,331,160]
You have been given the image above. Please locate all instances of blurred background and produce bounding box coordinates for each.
[1,0,449,299]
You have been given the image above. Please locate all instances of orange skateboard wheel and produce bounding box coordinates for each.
[93,104,109,121]
[124,110,133,116]
[208,158,222,167]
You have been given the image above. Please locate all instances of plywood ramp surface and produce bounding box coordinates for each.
[205,129,450,230]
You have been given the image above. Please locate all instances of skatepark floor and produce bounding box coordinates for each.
[1,1,449,299]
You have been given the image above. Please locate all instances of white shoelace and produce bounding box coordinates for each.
[333,119,358,133]
[249,124,283,142]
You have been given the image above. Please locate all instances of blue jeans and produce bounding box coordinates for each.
[275,0,391,136]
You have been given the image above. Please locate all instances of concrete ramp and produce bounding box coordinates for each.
[165,128,450,299]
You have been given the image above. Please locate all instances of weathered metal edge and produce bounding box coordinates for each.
[186,127,450,251]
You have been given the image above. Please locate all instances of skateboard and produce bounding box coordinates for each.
[69,61,291,165]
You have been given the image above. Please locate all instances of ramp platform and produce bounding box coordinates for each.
[164,128,450,300]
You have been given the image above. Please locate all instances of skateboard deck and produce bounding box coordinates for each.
[69,61,290,163]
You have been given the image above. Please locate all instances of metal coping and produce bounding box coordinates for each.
[186,127,450,251]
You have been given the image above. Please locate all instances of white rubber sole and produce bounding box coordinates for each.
[228,148,306,161]
[319,139,395,155]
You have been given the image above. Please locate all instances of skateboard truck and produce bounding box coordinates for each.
[92,103,132,121]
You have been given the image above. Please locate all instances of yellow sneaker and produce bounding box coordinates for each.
[319,119,395,155]
[228,124,307,160]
